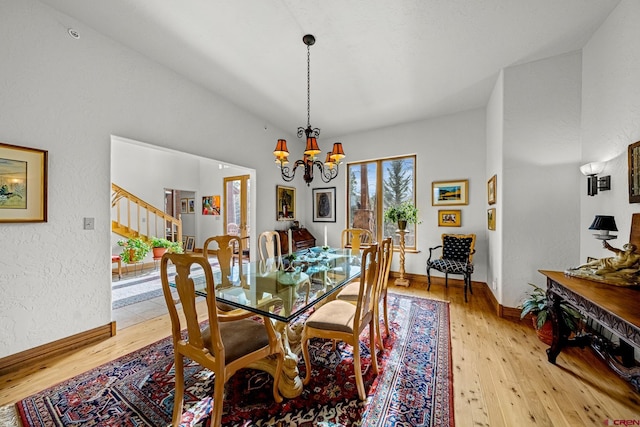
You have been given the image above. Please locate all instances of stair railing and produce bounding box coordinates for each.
[111,183,182,244]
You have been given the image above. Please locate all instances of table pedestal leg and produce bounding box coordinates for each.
[248,321,305,399]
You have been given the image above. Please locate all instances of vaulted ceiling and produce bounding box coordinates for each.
[39,0,619,138]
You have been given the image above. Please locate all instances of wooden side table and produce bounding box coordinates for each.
[395,229,410,287]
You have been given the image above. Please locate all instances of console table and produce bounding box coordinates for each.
[540,270,640,391]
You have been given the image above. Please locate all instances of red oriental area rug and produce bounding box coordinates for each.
[17,293,453,426]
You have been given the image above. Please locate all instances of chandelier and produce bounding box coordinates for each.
[273,34,345,186]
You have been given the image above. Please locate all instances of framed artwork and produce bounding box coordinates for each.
[180,198,188,213]
[188,198,195,213]
[438,209,461,227]
[185,236,195,252]
[202,195,220,215]
[0,143,48,223]
[312,187,336,222]
[487,208,496,230]
[487,174,497,205]
[628,141,640,203]
[182,235,187,247]
[276,185,296,221]
[432,179,469,206]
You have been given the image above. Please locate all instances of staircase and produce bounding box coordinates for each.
[111,183,182,244]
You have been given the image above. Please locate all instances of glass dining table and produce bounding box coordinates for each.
[174,246,362,398]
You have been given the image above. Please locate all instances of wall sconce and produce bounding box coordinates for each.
[589,215,617,241]
[580,162,610,196]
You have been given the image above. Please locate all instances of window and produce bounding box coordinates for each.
[347,155,416,248]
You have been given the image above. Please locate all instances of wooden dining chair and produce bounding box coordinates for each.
[336,237,393,348]
[301,243,380,400]
[341,228,374,251]
[258,231,282,272]
[160,253,284,427]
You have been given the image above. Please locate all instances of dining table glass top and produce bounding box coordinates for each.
[177,247,362,323]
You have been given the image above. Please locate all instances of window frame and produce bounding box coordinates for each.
[347,154,417,250]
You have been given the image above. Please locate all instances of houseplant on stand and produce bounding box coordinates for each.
[383,201,420,287]
[117,237,152,265]
[519,283,582,345]
[383,200,421,230]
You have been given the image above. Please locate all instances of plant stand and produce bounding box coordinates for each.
[395,229,410,287]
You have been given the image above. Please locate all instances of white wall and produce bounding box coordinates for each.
[500,52,582,307]
[325,109,488,282]
[580,0,640,261]
[486,70,504,302]
[0,0,295,357]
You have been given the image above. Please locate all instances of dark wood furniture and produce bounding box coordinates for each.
[540,270,640,391]
[277,228,316,254]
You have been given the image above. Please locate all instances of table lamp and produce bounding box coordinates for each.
[589,215,617,241]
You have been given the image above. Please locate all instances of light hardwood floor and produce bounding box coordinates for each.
[1,279,638,426]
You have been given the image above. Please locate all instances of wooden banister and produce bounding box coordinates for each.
[111,183,182,244]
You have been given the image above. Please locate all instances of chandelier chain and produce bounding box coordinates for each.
[306,44,311,128]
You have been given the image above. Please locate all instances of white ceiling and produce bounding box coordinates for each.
[39,0,619,138]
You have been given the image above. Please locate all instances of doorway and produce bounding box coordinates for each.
[224,175,250,259]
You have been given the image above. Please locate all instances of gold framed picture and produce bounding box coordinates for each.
[438,209,461,227]
[276,185,296,221]
[487,174,497,205]
[0,142,48,222]
[487,208,496,230]
[432,179,469,206]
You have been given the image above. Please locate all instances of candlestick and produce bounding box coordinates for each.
[324,226,327,247]
[288,229,293,256]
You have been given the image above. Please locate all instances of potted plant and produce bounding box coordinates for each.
[150,237,184,258]
[383,201,421,230]
[519,283,582,345]
[117,237,151,264]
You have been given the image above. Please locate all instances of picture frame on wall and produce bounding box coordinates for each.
[188,198,195,213]
[0,142,48,223]
[276,185,296,221]
[438,209,461,227]
[628,141,640,203]
[180,198,188,214]
[487,174,497,205]
[432,179,469,206]
[487,208,496,230]
[312,187,336,222]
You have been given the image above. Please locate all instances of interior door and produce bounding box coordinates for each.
[224,175,250,258]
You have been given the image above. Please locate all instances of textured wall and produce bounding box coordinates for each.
[0,0,290,357]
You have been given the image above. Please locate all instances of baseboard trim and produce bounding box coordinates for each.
[0,321,116,376]
[390,271,522,319]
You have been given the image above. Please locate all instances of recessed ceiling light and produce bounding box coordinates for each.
[67,28,80,39]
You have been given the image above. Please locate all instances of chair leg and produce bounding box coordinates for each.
[468,275,473,295]
[426,266,432,290]
[374,304,383,349]
[211,373,225,427]
[301,333,313,385]
[445,272,449,288]
[369,319,379,375]
[172,354,185,426]
[463,275,468,303]
[382,291,389,339]
[353,340,366,400]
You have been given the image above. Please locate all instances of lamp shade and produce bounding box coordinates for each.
[588,215,618,231]
[329,142,345,162]
[303,137,321,157]
[580,162,605,176]
[273,139,289,158]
